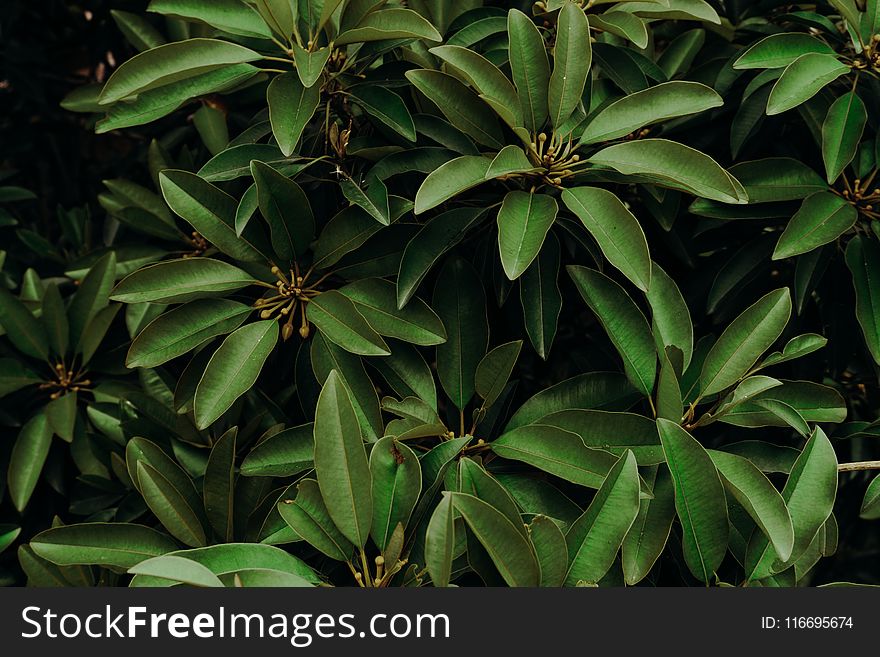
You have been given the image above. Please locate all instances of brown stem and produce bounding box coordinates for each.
[838,461,880,472]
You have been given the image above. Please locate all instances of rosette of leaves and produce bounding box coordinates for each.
[0,254,139,552]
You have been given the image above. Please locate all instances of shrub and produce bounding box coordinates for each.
[1,0,878,587]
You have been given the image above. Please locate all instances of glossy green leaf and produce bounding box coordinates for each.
[582,82,722,144]
[860,475,880,520]
[733,34,836,70]
[433,258,488,410]
[520,232,562,360]
[0,358,41,398]
[657,419,729,582]
[292,44,331,88]
[475,341,522,410]
[767,54,849,116]
[251,160,315,263]
[8,414,53,512]
[425,495,455,587]
[528,515,568,587]
[137,461,207,547]
[241,424,314,477]
[313,370,373,547]
[565,451,640,585]
[128,554,224,587]
[549,1,590,129]
[308,290,391,356]
[267,72,320,157]
[845,236,880,365]
[127,299,251,368]
[451,492,539,587]
[568,266,656,396]
[148,0,272,39]
[822,92,867,183]
[699,288,791,397]
[0,286,49,360]
[709,450,794,562]
[370,436,421,550]
[563,187,651,291]
[492,424,618,490]
[335,8,442,45]
[160,170,266,262]
[111,258,257,304]
[31,523,178,569]
[429,45,520,123]
[622,465,675,585]
[508,9,550,132]
[414,156,490,214]
[646,263,693,371]
[589,139,747,204]
[497,191,558,280]
[278,479,354,561]
[99,38,261,104]
[41,283,69,356]
[339,278,446,346]
[349,86,417,142]
[203,427,237,542]
[773,192,857,260]
[193,320,279,429]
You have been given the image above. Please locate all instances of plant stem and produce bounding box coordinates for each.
[838,461,880,472]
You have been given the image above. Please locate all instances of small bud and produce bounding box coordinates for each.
[260,309,273,319]
[538,133,547,142]
[299,325,310,339]
[281,324,294,341]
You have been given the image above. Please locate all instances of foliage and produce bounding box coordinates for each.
[1,0,879,587]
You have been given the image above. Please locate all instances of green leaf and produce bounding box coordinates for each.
[719,380,846,427]
[339,278,446,346]
[349,86,417,142]
[406,70,504,149]
[308,290,391,357]
[251,161,315,263]
[507,371,638,430]
[727,158,826,203]
[760,334,828,369]
[128,554,224,587]
[414,156,490,214]
[709,450,794,562]
[528,515,568,587]
[699,288,791,397]
[111,258,257,304]
[657,419,729,582]
[581,81,722,144]
[96,65,260,133]
[148,0,273,39]
[128,543,320,586]
[508,9,550,132]
[68,251,116,351]
[846,236,880,365]
[335,8,442,45]
[520,232,562,360]
[340,178,390,226]
[588,139,747,204]
[822,92,867,183]
[292,44,331,88]
[432,258,488,410]
[194,320,279,429]
[429,45,520,124]
[860,475,880,520]
[278,479,354,561]
[475,341,522,410]
[568,266,657,396]
[0,525,21,555]
[425,495,455,587]
[565,450,640,585]
[370,436,422,550]
[112,9,166,51]
[204,427,237,542]
[646,263,693,371]
[497,191,558,280]
[549,1,591,129]
[492,424,618,490]
[398,207,485,304]
[0,358,42,398]
[160,170,266,262]
[451,492,539,587]
[772,192,858,260]
[46,392,76,442]
[0,286,49,360]
[31,523,178,569]
[562,187,651,291]
[127,299,251,368]
[767,53,849,116]
[622,465,676,585]
[99,38,262,104]
[537,409,663,466]
[250,0,295,38]
[41,283,69,356]
[241,424,314,477]
[313,370,373,547]
[733,34,836,70]
[8,414,53,512]
[267,72,320,157]
[137,461,207,547]
[746,427,837,579]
